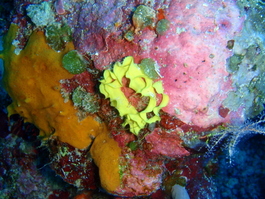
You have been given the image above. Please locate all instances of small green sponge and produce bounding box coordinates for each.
[62,50,86,74]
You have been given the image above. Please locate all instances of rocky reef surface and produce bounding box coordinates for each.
[1,0,265,198]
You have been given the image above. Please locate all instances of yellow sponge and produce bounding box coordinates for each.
[100,56,169,135]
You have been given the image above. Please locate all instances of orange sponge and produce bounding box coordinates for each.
[90,124,121,192]
[0,24,102,149]
[1,24,121,193]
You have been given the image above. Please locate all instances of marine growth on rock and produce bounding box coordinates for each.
[3,0,264,198]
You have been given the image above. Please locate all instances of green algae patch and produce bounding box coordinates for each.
[156,19,170,35]
[127,141,138,151]
[227,54,244,73]
[124,30,134,42]
[139,58,161,79]
[45,24,72,51]
[133,5,156,32]
[62,50,86,74]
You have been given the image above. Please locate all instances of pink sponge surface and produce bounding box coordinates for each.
[156,1,244,127]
